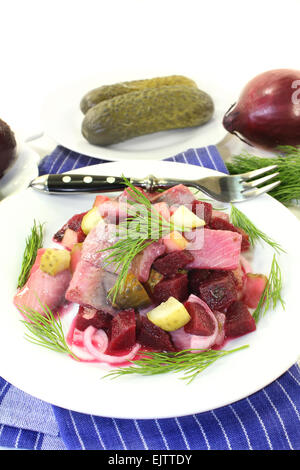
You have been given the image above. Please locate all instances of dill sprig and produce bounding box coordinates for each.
[230,204,284,253]
[101,176,183,302]
[17,220,44,289]
[104,345,249,384]
[227,146,300,205]
[18,300,79,360]
[253,254,285,323]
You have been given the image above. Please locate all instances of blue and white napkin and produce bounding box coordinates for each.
[0,145,299,450]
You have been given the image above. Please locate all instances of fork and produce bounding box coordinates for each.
[29,164,280,203]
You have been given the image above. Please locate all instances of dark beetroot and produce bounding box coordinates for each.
[184,301,216,336]
[209,217,250,251]
[198,271,237,311]
[152,250,194,276]
[188,269,211,295]
[137,316,175,352]
[75,306,113,332]
[0,118,17,178]
[225,301,256,337]
[108,309,136,352]
[192,200,212,224]
[53,212,87,243]
[152,273,189,304]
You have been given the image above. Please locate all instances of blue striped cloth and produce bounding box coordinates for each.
[1,144,299,450]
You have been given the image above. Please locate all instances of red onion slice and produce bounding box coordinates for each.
[83,326,140,364]
[171,294,219,352]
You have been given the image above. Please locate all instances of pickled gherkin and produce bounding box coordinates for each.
[81,85,214,146]
[80,75,198,114]
[112,271,151,309]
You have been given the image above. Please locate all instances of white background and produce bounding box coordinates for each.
[0,0,300,450]
[0,0,299,141]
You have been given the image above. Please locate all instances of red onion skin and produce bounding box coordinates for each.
[223,69,300,149]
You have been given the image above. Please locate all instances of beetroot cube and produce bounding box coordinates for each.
[152,250,194,276]
[152,273,189,304]
[188,269,211,295]
[109,309,136,352]
[209,217,250,252]
[75,306,113,332]
[192,200,213,224]
[198,271,237,311]
[225,301,256,337]
[137,316,175,352]
[184,301,216,336]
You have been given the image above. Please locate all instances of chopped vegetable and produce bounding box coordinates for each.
[147,296,191,332]
[40,248,71,276]
[81,207,104,235]
[112,271,151,309]
[170,205,205,230]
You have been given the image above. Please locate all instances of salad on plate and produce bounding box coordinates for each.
[13,179,284,382]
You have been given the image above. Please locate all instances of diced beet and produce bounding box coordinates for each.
[152,273,189,304]
[137,316,175,352]
[152,250,194,276]
[53,212,87,243]
[198,271,237,311]
[225,301,256,337]
[75,306,113,332]
[188,269,211,295]
[109,309,136,352]
[209,217,250,252]
[184,301,216,336]
[243,273,268,309]
[192,200,212,224]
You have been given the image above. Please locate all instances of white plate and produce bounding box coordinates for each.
[0,143,39,199]
[41,75,228,161]
[0,160,299,419]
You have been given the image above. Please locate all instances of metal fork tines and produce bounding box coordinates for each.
[152,164,281,203]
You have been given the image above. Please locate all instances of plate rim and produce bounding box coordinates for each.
[0,159,300,419]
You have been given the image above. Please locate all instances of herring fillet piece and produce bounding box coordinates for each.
[130,241,166,283]
[65,223,119,312]
[65,259,118,314]
[14,249,72,315]
[186,228,242,270]
[153,184,196,206]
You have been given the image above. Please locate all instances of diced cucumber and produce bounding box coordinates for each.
[40,249,71,276]
[170,205,205,230]
[81,207,104,235]
[147,296,190,332]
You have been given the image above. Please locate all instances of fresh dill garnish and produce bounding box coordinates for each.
[17,220,44,289]
[227,146,300,205]
[101,176,185,303]
[104,345,249,384]
[253,254,285,323]
[230,204,284,253]
[18,300,79,360]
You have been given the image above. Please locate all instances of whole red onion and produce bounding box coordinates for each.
[223,69,300,149]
